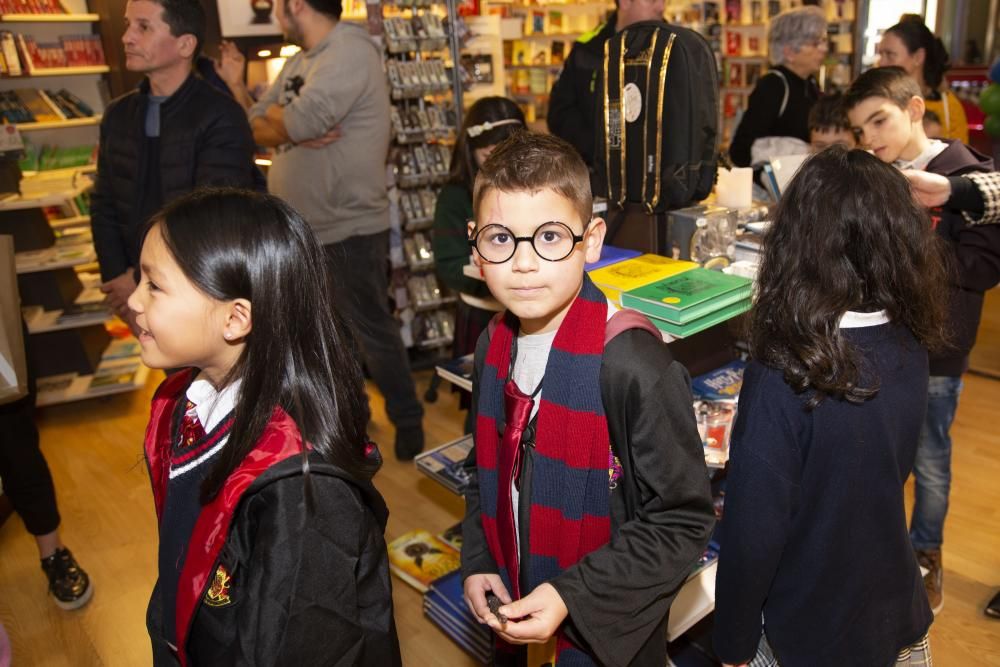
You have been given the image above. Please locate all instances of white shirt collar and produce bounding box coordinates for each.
[185,375,241,433]
[894,139,948,171]
[839,309,890,328]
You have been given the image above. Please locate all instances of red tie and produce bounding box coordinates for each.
[496,380,534,600]
[178,400,206,449]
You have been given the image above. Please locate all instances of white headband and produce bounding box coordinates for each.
[467,118,523,138]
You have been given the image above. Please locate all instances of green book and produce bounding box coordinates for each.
[646,298,752,338]
[622,267,752,324]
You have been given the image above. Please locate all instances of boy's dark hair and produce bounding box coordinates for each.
[808,92,850,132]
[449,96,525,191]
[473,132,592,228]
[843,66,922,113]
[750,146,949,408]
[146,188,374,504]
[301,0,343,20]
[151,0,206,60]
[885,19,951,91]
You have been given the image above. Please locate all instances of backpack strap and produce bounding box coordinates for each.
[605,308,661,343]
[769,69,790,118]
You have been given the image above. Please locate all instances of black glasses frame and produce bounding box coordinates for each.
[467,221,585,264]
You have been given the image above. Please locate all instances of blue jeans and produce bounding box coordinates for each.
[909,375,963,552]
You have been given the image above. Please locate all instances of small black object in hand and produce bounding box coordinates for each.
[486,593,507,623]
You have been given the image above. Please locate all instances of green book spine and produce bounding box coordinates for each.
[647,299,752,338]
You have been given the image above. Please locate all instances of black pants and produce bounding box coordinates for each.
[0,379,60,536]
[325,231,423,430]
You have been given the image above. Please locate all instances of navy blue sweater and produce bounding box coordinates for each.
[713,323,933,666]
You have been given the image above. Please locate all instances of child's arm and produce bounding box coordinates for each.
[231,474,399,665]
[538,331,716,665]
[712,363,803,665]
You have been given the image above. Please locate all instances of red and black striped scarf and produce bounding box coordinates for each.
[475,274,611,665]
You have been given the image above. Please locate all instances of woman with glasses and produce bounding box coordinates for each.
[729,6,828,167]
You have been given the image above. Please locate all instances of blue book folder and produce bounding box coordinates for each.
[585,245,642,271]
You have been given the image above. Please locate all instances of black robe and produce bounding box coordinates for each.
[462,327,717,666]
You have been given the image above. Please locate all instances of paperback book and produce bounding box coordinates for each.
[414,434,473,495]
[435,353,472,392]
[584,244,641,272]
[387,529,460,593]
[690,359,746,401]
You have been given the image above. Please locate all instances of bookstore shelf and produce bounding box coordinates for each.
[2,65,109,78]
[36,363,150,408]
[0,183,91,212]
[48,214,89,229]
[0,13,100,22]
[16,115,101,131]
[27,309,109,334]
[15,246,96,275]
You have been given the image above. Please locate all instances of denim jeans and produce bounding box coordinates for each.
[325,231,424,430]
[909,375,964,552]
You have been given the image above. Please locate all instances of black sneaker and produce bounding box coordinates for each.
[395,424,425,461]
[40,547,93,611]
[986,590,1000,619]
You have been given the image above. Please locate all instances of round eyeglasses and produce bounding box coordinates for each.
[468,221,585,264]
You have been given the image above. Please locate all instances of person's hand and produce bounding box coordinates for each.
[214,40,246,89]
[489,582,568,644]
[902,169,952,208]
[463,574,512,625]
[100,271,137,320]
[298,125,343,149]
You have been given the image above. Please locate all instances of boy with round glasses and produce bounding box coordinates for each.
[459,132,715,666]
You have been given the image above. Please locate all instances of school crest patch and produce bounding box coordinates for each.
[204,564,232,607]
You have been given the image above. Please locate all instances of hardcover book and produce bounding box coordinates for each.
[646,298,751,338]
[584,244,641,272]
[414,434,473,495]
[621,267,751,323]
[691,359,746,401]
[589,254,697,305]
[387,530,460,593]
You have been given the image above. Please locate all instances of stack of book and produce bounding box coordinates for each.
[589,253,699,306]
[0,89,94,124]
[414,434,473,495]
[0,0,70,13]
[387,528,462,593]
[423,570,491,663]
[620,266,752,338]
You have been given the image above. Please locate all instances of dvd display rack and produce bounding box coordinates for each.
[371,0,463,357]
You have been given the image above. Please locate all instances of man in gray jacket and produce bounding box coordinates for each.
[218,0,425,459]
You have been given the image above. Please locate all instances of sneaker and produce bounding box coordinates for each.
[394,424,425,461]
[40,547,93,611]
[915,548,943,615]
[986,590,1000,619]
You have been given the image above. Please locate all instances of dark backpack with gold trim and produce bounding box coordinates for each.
[593,20,719,213]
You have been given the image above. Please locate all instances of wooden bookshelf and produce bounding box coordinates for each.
[2,65,110,78]
[36,362,150,408]
[15,115,101,131]
[0,13,100,22]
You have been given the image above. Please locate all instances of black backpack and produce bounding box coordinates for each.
[593,21,719,213]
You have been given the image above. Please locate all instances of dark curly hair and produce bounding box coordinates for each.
[750,146,949,408]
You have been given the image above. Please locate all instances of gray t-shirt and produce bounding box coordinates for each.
[249,22,391,245]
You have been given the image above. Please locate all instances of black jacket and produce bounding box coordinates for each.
[728,65,819,168]
[547,14,618,168]
[924,141,999,376]
[461,326,716,667]
[147,454,401,667]
[91,73,256,281]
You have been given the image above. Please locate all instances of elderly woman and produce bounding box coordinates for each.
[728,6,827,167]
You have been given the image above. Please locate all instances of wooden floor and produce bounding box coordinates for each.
[1,362,999,665]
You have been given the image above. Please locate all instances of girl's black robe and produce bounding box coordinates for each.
[144,369,401,666]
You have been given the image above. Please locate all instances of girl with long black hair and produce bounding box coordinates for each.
[713,147,949,667]
[128,188,400,666]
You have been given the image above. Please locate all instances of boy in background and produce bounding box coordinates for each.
[459,132,715,666]
[845,65,1000,615]
[808,92,857,152]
